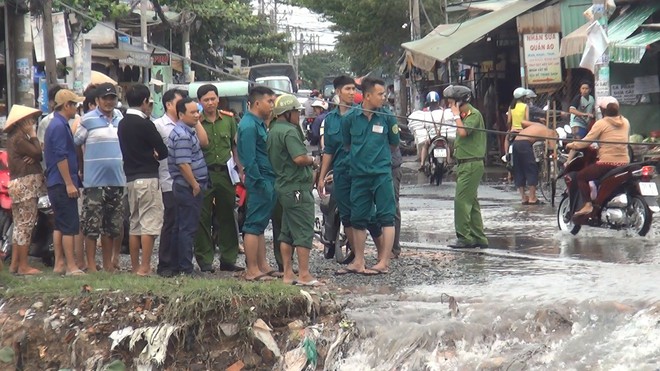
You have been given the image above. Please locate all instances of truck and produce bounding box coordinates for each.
[247,63,298,95]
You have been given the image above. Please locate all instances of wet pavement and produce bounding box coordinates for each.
[328,159,660,370]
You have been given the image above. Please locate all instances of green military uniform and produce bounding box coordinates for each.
[194,110,239,267]
[342,106,400,230]
[267,119,315,248]
[454,104,488,246]
[322,108,352,225]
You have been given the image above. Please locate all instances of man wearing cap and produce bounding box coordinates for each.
[76,82,125,272]
[267,94,320,286]
[44,89,85,275]
[194,84,244,273]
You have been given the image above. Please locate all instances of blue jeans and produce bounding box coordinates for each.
[173,183,204,274]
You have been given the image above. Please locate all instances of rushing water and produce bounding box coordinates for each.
[330,255,660,370]
[324,167,660,370]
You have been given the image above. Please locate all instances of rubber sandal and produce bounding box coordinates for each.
[65,269,86,276]
[335,268,361,276]
[266,270,284,278]
[295,280,325,287]
[358,269,383,276]
[244,273,275,282]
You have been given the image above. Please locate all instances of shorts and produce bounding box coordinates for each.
[350,174,396,230]
[81,186,125,238]
[278,189,315,249]
[571,125,588,139]
[243,178,276,235]
[512,140,539,188]
[48,184,80,235]
[127,178,164,235]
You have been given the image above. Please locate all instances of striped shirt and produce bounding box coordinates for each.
[75,108,125,187]
[168,122,208,185]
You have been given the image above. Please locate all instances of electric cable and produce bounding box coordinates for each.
[60,2,660,149]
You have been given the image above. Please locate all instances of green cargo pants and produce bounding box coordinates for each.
[194,170,239,266]
[454,161,488,245]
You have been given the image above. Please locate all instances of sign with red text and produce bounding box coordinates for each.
[523,33,562,85]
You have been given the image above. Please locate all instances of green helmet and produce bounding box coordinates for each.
[273,94,303,116]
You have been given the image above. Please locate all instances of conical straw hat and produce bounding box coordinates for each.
[4,105,42,133]
[91,70,117,85]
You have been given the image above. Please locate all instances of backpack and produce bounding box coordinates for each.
[308,112,327,146]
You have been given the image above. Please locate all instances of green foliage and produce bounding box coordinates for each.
[52,0,131,33]
[291,0,449,75]
[298,50,350,89]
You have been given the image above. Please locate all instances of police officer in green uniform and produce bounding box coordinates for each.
[317,76,383,263]
[443,85,489,249]
[237,86,278,281]
[267,94,321,286]
[340,77,399,275]
[194,84,244,272]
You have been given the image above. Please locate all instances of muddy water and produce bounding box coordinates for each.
[332,255,660,370]
[331,167,660,369]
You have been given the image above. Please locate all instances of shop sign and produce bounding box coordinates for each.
[523,33,562,85]
[32,12,70,62]
[152,54,170,66]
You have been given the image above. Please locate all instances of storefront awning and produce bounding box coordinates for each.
[559,3,660,58]
[610,31,660,63]
[402,0,546,71]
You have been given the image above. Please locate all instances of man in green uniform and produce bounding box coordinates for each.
[267,94,320,286]
[194,84,244,272]
[237,86,278,281]
[341,77,399,275]
[443,85,489,249]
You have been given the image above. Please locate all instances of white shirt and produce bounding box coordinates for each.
[153,113,177,192]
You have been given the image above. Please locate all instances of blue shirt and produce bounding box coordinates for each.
[167,122,208,185]
[237,111,275,187]
[75,108,125,187]
[44,112,80,188]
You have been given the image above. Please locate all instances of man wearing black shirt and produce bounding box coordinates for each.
[118,84,168,276]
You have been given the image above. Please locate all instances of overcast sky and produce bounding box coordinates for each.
[250,0,338,52]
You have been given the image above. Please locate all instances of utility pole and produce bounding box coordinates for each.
[592,0,610,103]
[183,29,191,83]
[42,0,58,85]
[409,0,421,112]
[444,0,452,83]
[141,0,149,84]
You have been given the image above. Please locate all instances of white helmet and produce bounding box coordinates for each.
[513,87,527,99]
[311,99,329,110]
[524,89,537,98]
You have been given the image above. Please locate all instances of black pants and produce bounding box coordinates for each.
[157,191,178,273]
[392,166,402,254]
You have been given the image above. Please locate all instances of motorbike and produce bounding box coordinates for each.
[315,171,353,264]
[425,134,450,186]
[0,150,54,266]
[556,147,659,236]
[397,123,417,156]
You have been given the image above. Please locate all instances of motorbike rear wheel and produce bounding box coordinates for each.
[557,195,581,235]
[628,195,653,237]
[434,163,444,186]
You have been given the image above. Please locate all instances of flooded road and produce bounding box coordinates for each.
[330,163,660,370]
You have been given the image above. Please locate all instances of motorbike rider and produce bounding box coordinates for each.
[408,91,441,171]
[566,96,630,216]
[308,99,329,148]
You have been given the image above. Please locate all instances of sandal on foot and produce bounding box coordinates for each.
[335,268,361,276]
[266,270,284,278]
[296,280,325,287]
[65,269,86,276]
[244,273,275,282]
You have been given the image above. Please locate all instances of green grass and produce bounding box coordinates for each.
[0,270,299,300]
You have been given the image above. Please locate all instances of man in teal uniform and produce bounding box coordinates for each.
[340,77,399,275]
[267,94,321,286]
[318,76,384,264]
[236,86,278,281]
[443,85,488,249]
[194,84,244,272]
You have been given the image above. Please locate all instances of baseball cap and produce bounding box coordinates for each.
[97,83,118,98]
[597,96,618,109]
[54,89,85,108]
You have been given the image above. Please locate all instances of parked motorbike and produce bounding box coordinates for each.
[315,171,353,264]
[425,134,450,186]
[557,147,659,236]
[0,148,54,266]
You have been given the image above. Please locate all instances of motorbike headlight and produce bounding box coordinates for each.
[37,195,51,209]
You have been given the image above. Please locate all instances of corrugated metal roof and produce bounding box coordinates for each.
[560,0,594,68]
[610,31,660,63]
[517,3,561,33]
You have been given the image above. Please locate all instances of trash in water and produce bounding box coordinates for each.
[252,318,281,358]
[441,293,460,317]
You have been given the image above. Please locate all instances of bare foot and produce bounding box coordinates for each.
[136,267,152,276]
[53,264,66,275]
[17,266,42,275]
[370,263,389,274]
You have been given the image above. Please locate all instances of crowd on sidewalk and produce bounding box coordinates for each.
[0,76,412,285]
